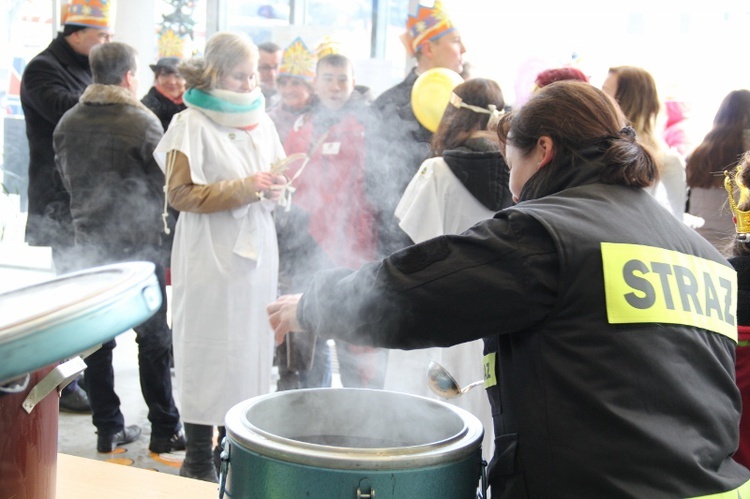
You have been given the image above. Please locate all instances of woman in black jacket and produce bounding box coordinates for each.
[141,57,186,268]
[269,81,750,498]
[141,57,186,132]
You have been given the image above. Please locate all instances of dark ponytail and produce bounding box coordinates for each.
[600,125,658,187]
[497,81,657,192]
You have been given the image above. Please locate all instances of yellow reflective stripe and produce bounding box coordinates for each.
[483,352,497,389]
[686,478,750,498]
[601,243,738,342]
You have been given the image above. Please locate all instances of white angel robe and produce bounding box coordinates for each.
[154,109,284,425]
[390,156,497,461]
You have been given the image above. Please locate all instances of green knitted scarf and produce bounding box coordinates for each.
[183,87,265,130]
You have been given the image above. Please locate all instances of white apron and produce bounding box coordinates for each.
[390,156,496,461]
[155,109,284,425]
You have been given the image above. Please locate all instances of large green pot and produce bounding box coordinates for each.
[221,388,484,499]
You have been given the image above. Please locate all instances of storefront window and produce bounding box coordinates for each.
[156,0,207,57]
[303,0,372,59]
[219,0,409,96]
[224,1,291,45]
[1,1,56,117]
[384,0,408,61]
[1,0,57,211]
[0,0,208,214]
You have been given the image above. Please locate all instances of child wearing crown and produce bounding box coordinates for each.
[726,152,750,469]
[281,51,386,390]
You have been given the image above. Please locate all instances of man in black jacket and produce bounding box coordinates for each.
[20,0,114,272]
[19,0,115,413]
[371,0,466,257]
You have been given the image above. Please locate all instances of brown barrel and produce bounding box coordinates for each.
[0,365,59,499]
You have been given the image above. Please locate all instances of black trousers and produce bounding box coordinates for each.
[83,262,180,436]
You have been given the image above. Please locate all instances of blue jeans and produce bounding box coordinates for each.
[83,262,180,436]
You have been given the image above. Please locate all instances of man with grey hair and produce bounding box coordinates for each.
[54,42,185,455]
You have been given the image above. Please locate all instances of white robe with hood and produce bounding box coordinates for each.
[390,156,496,462]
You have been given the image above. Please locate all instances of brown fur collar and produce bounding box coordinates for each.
[79,84,150,113]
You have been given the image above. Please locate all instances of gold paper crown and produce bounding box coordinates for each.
[278,37,316,81]
[724,168,750,234]
[314,36,341,59]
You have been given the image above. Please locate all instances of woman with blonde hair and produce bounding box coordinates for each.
[154,31,287,482]
[602,65,687,219]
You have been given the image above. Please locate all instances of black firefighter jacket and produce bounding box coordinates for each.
[295,154,750,498]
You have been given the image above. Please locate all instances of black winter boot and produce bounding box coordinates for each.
[179,423,218,483]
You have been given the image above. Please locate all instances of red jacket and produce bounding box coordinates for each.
[736,325,750,468]
[729,255,750,469]
[284,106,377,270]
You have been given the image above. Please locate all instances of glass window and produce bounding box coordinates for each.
[156,0,207,57]
[385,0,408,60]
[224,1,291,45]
[221,0,397,93]
[2,0,57,117]
[221,0,388,61]
[1,0,57,213]
[304,0,372,60]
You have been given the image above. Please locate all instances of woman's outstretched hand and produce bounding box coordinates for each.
[267,293,304,345]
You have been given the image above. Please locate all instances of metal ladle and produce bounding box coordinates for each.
[427,360,484,400]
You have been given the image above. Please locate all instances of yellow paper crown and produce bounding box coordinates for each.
[278,37,316,81]
[724,168,750,234]
[315,36,341,60]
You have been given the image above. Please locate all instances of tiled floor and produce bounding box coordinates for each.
[58,329,194,476]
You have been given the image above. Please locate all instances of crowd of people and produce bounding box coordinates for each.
[16,0,750,495]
